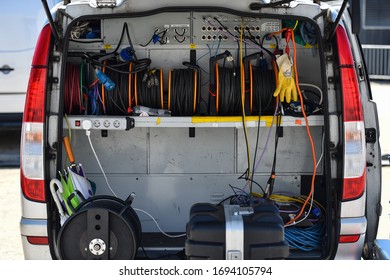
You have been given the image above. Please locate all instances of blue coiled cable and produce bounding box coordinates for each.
[285,222,325,251]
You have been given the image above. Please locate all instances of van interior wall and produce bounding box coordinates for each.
[59,11,327,257]
[65,125,324,232]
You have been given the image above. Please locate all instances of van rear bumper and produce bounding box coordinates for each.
[335,217,367,260]
[20,218,52,260]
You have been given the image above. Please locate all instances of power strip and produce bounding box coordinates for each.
[64,116,134,130]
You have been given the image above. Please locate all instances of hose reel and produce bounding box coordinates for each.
[57,194,142,260]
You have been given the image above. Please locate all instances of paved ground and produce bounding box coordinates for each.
[0,168,23,259]
[0,82,389,259]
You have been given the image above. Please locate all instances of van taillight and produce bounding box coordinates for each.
[336,26,366,201]
[20,25,51,202]
[27,236,49,245]
[339,234,360,243]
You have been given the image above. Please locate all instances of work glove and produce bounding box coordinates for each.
[273,53,298,103]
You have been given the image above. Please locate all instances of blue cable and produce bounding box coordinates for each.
[285,222,324,251]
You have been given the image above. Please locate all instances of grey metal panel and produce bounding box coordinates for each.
[237,126,324,174]
[103,14,191,46]
[86,174,300,232]
[149,127,235,173]
[69,128,148,174]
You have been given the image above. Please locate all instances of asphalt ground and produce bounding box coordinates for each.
[0,82,389,259]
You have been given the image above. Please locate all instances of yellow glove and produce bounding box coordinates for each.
[273,53,298,103]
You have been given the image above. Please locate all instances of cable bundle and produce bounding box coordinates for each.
[101,63,132,115]
[216,64,242,116]
[64,63,85,115]
[249,64,276,115]
[134,68,164,109]
[168,68,198,116]
[285,222,324,252]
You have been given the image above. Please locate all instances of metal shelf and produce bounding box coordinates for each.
[64,115,324,130]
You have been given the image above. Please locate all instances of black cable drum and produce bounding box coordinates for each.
[216,66,242,116]
[249,65,276,115]
[168,68,198,116]
[57,195,142,260]
[103,64,132,115]
[135,69,163,109]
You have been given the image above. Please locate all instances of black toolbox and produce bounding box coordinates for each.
[185,201,289,260]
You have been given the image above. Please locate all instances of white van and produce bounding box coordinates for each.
[20,0,389,260]
[0,0,60,127]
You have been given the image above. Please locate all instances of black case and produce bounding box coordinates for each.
[185,201,289,260]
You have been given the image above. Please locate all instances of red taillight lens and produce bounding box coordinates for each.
[339,234,360,243]
[21,170,46,202]
[336,26,366,201]
[23,68,47,123]
[32,25,52,67]
[21,25,51,202]
[27,236,49,245]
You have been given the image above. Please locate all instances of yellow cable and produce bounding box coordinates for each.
[252,192,325,211]
[293,20,299,31]
[240,20,252,191]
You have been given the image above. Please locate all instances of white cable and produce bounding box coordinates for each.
[86,129,185,239]
[134,208,186,238]
[86,130,119,198]
[299,83,323,106]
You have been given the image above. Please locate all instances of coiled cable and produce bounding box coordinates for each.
[249,64,276,115]
[216,64,242,115]
[168,68,198,116]
[102,62,132,115]
[64,63,83,115]
[134,68,164,109]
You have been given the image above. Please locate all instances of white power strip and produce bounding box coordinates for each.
[64,116,134,130]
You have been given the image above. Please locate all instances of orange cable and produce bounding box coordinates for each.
[102,61,106,106]
[134,72,138,106]
[285,29,317,226]
[160,69,164,109]
[168,70,172,110]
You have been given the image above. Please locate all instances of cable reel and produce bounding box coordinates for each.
[101,62,133,115]
[244,52,276,116]
[57,194,142,260]
[168,64,199,116]
[209,50,242,116]
[134,68,164,109]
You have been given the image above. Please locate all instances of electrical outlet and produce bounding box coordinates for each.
[103,120,110,128]
[113,120,120,128]
[93,120,101,128]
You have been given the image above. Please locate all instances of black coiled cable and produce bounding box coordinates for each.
[169,68,197,116]
[135,69,163,109]
[250,65,276,115]
[216,66,242,116]
[102,63,131,115]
